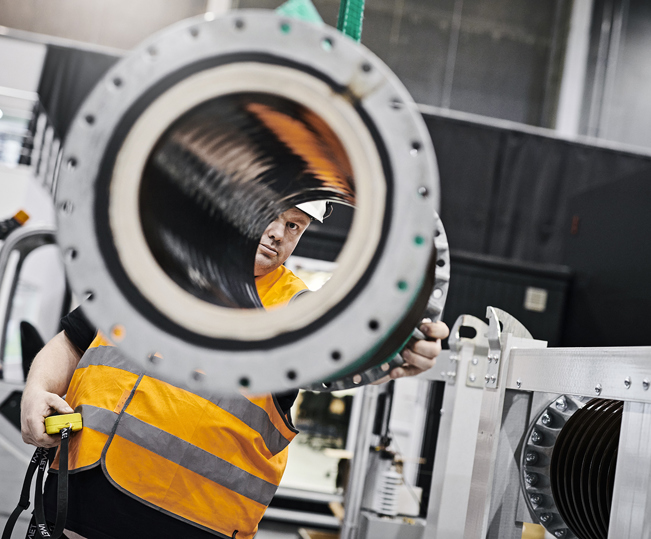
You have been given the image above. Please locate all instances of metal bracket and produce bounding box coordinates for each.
[485,307,533,389]
[446,314,486,385]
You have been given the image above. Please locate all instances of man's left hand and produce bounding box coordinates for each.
[374,319,450,383]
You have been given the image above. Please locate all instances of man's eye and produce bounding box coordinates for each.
[287,222,298,230]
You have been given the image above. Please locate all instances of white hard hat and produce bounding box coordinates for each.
[295,200,330,223]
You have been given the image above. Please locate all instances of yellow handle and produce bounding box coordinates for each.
[44,413,83,435]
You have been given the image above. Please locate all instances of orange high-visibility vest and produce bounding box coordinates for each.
[58,266,307,539]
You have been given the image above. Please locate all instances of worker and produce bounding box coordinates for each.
[20,201,449,539]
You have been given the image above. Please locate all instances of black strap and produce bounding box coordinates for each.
[1,448,47,539]
[1,427,72,539]
[24,518,69,539]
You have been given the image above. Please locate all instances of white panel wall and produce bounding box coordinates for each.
[0,36,46,92]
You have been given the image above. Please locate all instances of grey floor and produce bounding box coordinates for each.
[0,416,308,539]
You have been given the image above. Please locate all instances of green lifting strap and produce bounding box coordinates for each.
[276,0,365,43]
[276,0,324,25]
[337,0,365,42]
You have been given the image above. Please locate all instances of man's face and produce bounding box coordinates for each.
[254,207,311,277]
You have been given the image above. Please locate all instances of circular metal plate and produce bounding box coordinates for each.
[55,11,440,394]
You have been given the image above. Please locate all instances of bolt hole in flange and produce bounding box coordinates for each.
[54,11,441,394]
[521,395,623,539]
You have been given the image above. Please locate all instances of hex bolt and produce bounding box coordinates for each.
[541,412,552,427]
[485,374,490,383]
[490,374,497,383]
[539,513,552,524]
[472,357,478,365]
[516,379,522,389]
[624,377,631,389]
[595,383,602,395]
[555,396,568,412]
[554,530,567,538]
[644,379,650,391]
[469,374,476,382]
[525,451,538,465]
[525,472,538,486]
[529,494,543,506]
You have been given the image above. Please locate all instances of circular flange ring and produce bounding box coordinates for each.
[521,395,588,538]
[55,10,440,395]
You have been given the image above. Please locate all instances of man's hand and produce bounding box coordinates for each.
[19,331,82,447]
[21,386,74,448]
[373,319,450,384]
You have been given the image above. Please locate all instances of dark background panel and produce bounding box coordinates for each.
[423,115,502,254]
[562,171,651,346]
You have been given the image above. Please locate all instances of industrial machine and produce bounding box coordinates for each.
[1,4,651,539]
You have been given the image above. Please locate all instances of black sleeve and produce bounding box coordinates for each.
[61,305,97,352]
[274,389,299,415]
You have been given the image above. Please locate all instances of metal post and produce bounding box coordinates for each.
[556,0,595,136]
[340,384,379,539]
[441,0,464,110]
[463,308,546,539]
[608,401,651,538]
[424,315,488,539]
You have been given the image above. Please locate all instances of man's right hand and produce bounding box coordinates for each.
[21,386,75,448]
[19,330,83,448]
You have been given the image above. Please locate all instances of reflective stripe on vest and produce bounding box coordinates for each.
[60,265,307,538]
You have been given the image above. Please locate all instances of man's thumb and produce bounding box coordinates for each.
[47,394,74,414]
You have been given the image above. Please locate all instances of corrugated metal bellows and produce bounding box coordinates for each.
[55,10,440,394]
[521,396,622,539]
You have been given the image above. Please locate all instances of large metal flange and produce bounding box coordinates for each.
[55,10,440,394]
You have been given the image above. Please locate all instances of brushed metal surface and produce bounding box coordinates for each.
[506,347,651,403]
[608,401,651,539]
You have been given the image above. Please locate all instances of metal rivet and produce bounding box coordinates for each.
[490,375,496,383]
[516,379,522,389]
[644,379,650,391]
[539,513,552,524]
[624,377,631,389]
[472,357,478,365]
[541,412,552,427]
[554,530,567,538]
[595,383,602,395]
[469,374,476,382]
[484,374,490,383]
